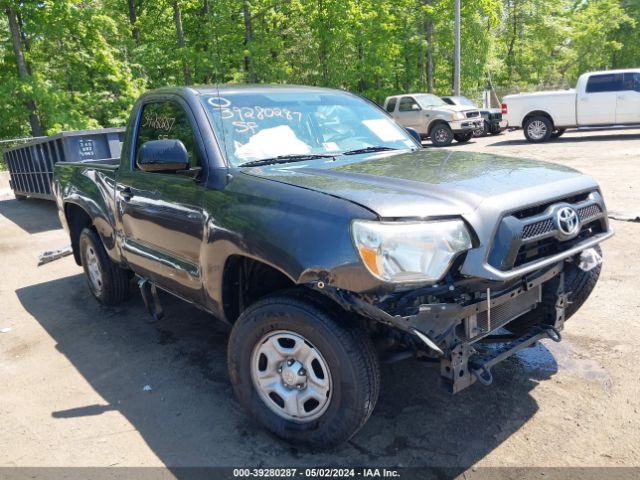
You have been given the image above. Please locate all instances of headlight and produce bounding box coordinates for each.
[454,111,466,120]
[351,220,472,283]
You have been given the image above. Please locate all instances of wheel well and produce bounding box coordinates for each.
[64,203,93,265]
[428,120,449,136]
[523,111,554,129]
[222,256,296,323]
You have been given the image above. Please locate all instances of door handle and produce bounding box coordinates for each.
[120,187,134,201]
[618,95,625,100]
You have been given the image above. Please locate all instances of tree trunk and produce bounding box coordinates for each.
[243,2,257,82]
[426,20,434,93]
[200,0,212,83]
[506,0,518,80]
[5,6,43,137]
[317,0,329,85]
[173,1,192,85]
[127,0,140,46]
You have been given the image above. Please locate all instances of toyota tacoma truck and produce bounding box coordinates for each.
[53,85,613,448]
[383,93,483,146]
[503,68,640,142]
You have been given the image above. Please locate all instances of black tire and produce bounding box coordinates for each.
[551,129,566,139]
[473,120,489,137]
[79,227,130,306]
[227,291,380,449]
[430,123,454,147]
[454,131,474,143]
[506,246,602,335]
[523,115,553,143]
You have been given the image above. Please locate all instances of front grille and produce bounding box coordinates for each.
[520,204,602,241]
[512,192,591,219]
[578,204,602,222]
[521,218,555,240]
[513,220,604,268]
[487,191,607,271]
[466,111,480,118]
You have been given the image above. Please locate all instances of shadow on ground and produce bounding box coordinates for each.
[489,131,640,147]
[0,198,61,234]
[16,274,558,472]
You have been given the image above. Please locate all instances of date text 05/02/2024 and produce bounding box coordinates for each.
[232,468,401,478]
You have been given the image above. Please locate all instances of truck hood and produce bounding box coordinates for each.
[430,104,479,115]
[241,150,597,218]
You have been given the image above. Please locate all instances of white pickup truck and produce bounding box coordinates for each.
[503,69,640,142]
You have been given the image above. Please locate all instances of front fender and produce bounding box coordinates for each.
[200,173,385,316]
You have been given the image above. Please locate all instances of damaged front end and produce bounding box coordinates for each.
[315,259,575,394]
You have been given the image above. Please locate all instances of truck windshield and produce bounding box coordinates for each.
[200,91,417,167]
[415,94,448,108]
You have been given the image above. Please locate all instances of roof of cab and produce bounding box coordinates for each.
[146,84,351,96]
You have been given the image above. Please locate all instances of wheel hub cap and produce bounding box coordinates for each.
[251,330,332,422]
[280,359,306,388]
[527,120,547,140]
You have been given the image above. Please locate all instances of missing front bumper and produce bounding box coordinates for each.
[316,263,568,394]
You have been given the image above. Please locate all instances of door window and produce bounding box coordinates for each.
[398,97,420,112]
[136,101,200,169]
[622,72,640,92]
[385,98,397,113]
[585,74,624,93]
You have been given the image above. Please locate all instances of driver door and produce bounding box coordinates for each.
[117,99,206,301]
[395,96,423,131]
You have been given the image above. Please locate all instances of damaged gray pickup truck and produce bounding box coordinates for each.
[53,86,613,448]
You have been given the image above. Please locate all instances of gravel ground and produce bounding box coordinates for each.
[0,128,639,474]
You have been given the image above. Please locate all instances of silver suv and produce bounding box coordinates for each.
[384,93,483,146]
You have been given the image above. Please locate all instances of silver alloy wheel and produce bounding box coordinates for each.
[527,120,548,140]
[85,244,103,294]
[433,126,451,143]
[251,330,332,422]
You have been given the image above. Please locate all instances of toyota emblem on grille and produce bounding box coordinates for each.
[555,206,580,237]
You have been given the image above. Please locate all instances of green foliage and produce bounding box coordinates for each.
[1,0,639,139]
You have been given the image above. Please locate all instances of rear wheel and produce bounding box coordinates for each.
[79,228,131,306]
[506,246,602,335]
[430,124,454,147]
[454,131,474,143]
[523,115,553,143]
[228,291,380,449]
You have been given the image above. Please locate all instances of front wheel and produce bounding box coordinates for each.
[79,228,131,306]
[523,115,553,143]
[227,292,380,449]
[454,131,474,143]
[430,124,454,147]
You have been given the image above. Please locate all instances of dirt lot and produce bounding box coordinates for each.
[1,129,639,473]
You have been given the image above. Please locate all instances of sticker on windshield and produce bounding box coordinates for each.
[362,119,406,142]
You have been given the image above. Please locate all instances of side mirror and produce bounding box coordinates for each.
[138,139,189,172]
[411,103,421,111]
[405,127,422,144]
